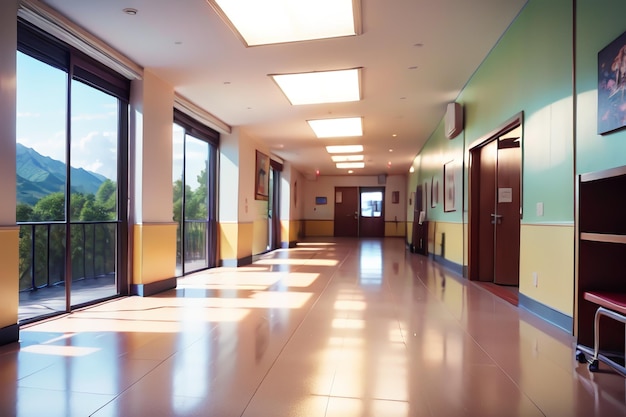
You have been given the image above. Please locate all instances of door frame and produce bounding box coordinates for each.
[468,112,523,282]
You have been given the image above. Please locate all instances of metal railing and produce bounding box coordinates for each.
[18,222,117,292]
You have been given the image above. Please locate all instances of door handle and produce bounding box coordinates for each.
[491,213,502,224]
[354,211,358,219]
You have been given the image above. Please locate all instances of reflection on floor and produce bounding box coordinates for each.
[0,237,624,417]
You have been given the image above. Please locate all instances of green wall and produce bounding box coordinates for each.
[408,0,626,324]
[460,0,574,224]
[413,0,576,225]
[576,0,626,174]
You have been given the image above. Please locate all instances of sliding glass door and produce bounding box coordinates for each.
[16,22,129,322]
[173,111,219,276]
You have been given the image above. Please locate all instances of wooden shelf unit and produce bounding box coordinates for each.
[577,165,626,369]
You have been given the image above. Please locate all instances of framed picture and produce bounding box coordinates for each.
[392,191,399,204]
[315,196,327,205]
[444,160,456,212]
[430,176,438,208]
[255,150,269,200]
[598,30,626,134]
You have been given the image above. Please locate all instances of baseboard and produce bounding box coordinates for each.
[519,293,573,333]
[131,277,177,297]
[432,254,464,276]
[221,255,253,267]
[0,323,19,346]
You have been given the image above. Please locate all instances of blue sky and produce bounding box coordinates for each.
[17,51,210,192]
[16,52,118,180]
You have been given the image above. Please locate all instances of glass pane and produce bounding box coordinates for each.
[184,135,209,221]
[69,79,119,306]
[173,123,185,276]
[361,191,383,217]
[16,52,67,221]
[16,52,68,321]
[184,221,208,272]
[183,135,209,273]
[70,79,118,222]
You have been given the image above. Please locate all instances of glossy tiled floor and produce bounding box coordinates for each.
[0,238,624,417]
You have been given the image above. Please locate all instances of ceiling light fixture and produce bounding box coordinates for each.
[326,145,363,154]
[331,154,364,162]
[123,8,138,15]
[337,162,365,169]
[271,68,361,105]
[207,0,361,46]
[308,117,362,138]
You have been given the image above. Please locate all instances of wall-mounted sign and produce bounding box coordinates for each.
[498,187,513,203]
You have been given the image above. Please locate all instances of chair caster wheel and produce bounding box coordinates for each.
[575,350,587,363]
[588,359,599,372]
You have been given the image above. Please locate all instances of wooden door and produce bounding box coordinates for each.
[494,137,521,285]
[334,187,358,237]
[469,118,521,286]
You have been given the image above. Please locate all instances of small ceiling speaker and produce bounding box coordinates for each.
[445,102,463,139]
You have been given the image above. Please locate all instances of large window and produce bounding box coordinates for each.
[16,21,129,322]
[172,109,219,276]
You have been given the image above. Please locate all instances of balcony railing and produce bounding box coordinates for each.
[18,222,117,292]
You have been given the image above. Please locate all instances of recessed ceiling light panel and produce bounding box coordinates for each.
[326,145,363,154]
[271,68,361,105]
[331,154,364,162]
[336,162,365,169]
[308,117,362,138]
[208,0,361,46]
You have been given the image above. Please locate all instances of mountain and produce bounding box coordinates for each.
[16,143,107,206]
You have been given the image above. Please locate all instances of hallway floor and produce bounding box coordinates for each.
[0,238,624,416]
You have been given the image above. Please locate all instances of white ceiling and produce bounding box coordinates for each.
[38,0,527,177]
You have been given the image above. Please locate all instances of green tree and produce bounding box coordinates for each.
[96,179,117,214]
[16,203,33,222]
[32,192,65,221]
[80,199,109,221]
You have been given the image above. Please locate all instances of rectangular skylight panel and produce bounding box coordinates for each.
[326,145,363,154]
[209,0,359,46]
[308,117,362,138]
[272,69,361,105]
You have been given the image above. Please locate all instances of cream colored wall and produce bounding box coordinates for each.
[133,223,177,285]
[0,227,19,329]
[519,224,574,316]
[219,128,278,260]
[252,218,268,254]
[299,175,408,238]
[131,70,175,224]
[130,70,177,285]
[219,129,241,224]
[304,220,334,237]
[238,222,253,260]
[384,221,406,237]
[0,1,18,331]
[430,221,464,265]
[219,222,238,260]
